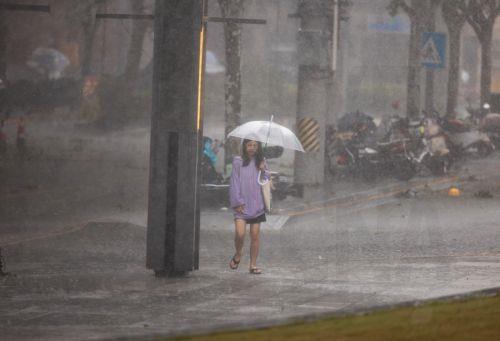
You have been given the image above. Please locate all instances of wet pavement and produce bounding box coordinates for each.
[1,125,500,340]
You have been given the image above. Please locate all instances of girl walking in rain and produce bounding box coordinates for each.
[229,139,269,274]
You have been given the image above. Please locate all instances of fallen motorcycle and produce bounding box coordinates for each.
[329,128,416,182]
[357,145,416,182]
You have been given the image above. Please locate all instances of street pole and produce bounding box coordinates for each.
[294,0,334,191]
[146,0,206,276]
[96,4,264,276]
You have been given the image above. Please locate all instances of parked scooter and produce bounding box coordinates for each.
[439,110,494,159]
[473,103,500,148]
[409,115,452,176]
[466,102,490,125]
[327,112,375,180]
[328,129,366,180]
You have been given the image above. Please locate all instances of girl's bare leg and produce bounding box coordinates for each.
[249,223,261,269]
[233,219,246,262]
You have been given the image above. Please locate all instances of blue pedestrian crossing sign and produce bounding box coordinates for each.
[421,32,446,69]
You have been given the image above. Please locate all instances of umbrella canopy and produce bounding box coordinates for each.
[228,119,305,152]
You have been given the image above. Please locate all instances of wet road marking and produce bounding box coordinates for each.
[0,187,52,200]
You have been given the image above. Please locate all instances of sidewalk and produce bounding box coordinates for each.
[2,175,500,340]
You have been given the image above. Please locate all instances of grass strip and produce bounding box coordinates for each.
[171,294,500,341]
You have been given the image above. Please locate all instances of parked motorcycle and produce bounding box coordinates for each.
[409,115,452,176]
[481,113,500,147]
[328,129,365,180]
[463,103,500,148]
[328,114,416,182]
[466,103,491,125]
[439,114,494,159]
[382,113,453,177]
[376,117,419,180]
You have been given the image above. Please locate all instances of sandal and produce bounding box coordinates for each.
[249,267,262,275]
[229,256,240,270]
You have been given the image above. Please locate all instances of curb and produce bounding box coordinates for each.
[112,286,500,340]
[276,174,476,218]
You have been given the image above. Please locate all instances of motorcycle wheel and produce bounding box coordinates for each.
[359,158,377,182]
[392,159,417,181]
[427,157,447,176]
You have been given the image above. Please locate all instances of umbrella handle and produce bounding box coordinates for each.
[264,114,274,148]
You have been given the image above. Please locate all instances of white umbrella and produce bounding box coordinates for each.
[228,116,305,152]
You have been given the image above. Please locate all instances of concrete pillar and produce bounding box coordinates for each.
[146,0,205,276]
[294,0,333,188]
[0,9,7,80]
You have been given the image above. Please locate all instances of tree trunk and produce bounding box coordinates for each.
[446,24,463,117]
[217,0,244,170]
[124,0,151,80]
[406,14,422,119]
[424,1,438,115]
[480,29,493,105]
[442,2,465,118]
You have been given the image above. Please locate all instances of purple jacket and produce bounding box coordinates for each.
[230,156,269,219]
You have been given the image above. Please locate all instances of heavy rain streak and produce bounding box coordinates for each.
[1,1,500,340]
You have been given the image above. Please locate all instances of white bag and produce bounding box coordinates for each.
[258,171,272,213]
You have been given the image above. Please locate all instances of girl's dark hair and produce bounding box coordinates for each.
[242,139,264,168]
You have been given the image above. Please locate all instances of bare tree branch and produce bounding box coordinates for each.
[456,0,484,36]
